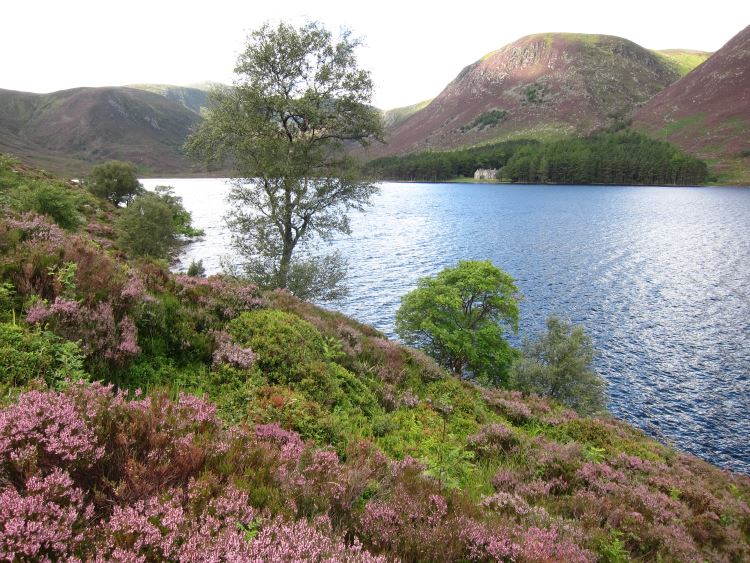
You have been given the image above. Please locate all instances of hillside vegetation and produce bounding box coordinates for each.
[1,156,748,560]
[364,132,709,185]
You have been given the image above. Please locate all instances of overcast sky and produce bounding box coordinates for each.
[2,1,747,109]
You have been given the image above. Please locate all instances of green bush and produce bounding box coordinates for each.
[0,322,88,396]
[17,181,81,230]
[228,309,326,384]
[117,190,203,259]
[117,193,176,258]
[396,260,520,384]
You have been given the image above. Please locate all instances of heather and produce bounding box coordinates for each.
[1,157,749,560]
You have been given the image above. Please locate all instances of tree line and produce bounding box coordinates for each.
[364,132,709,185]
[363,140,537,181]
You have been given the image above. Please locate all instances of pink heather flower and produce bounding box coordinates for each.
[176,393,219,428]
[117,315,141,356]
[0,390,104,470]
[516,526,595,563]
[211,330,255,370]
[49,297,80,316]
[254,423,305,462]
[120,275,146,301]
[25,301,50,325]
[0,469,90,561]
[248,516,385,562]
[467,423,518,456]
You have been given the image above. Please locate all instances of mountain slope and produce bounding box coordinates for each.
[373,33,681,157]
[653,49,712,77]
[0,86,204,175]
[633,25,750,183]
[127,83,211,114]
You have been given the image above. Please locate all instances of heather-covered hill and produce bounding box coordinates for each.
[1,157,749,560]
[633,25,750,183]
[0,86,205,175]
[372,33,681,157]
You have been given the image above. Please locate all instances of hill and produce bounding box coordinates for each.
[371,33,682,157]
[633,25,750,183]
[126,83,211,114]
[1,157,749,560]
[0,86,206,175]
[653,49,712,77]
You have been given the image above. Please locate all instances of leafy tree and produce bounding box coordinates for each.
[509,315,607,415]
[86,161,143,206]
[395,260,520,383]
[186,21,383,300]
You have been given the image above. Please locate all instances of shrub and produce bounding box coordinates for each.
[228,309,326,384]
[17,180,81,230]
[467,423,519,458]
[510,315,607,415]
[116,192,177,258]
[0,322,87,394]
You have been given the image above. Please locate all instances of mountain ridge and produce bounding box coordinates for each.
[370,32,684,157]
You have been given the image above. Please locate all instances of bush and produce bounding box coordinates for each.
[116,193,175,258]
[228,309,327,384]
[17,181,81,230]
[510,315,607,415]
[86,161,142,206]
[117,189,202,260]
[0,322,88,395]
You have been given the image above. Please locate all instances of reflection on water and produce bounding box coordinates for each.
[142,179,750,474]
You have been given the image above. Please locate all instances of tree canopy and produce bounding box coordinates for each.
[395,260,520,383]
[186,21,383,300]
[86,161,143,206]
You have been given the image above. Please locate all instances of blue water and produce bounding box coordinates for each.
[143,179,750,474]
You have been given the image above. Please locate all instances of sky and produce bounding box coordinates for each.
[2,1,748,110]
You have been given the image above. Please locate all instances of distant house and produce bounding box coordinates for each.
[474,168,498,180]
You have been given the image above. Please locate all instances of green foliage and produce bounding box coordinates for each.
[364,139,536,182]
[152,185,204,238]
[115,189,201,260]
[598,530,631,563]
[86,160,143,206]
[510,316,607,415]
[16,180,81,230]
[228,309,327,384]
[396,260,520,383]
[116,193,174,258]
[365,131,708,185]
[502,131,708,185]
[186,21,383,300]
[186,259,205,277]
[460,109,508,132]
[523,83,548,104]
[0,322,88,396]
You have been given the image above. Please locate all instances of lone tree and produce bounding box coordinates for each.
[395,260,520,384]
[509,315,607,415]
[186,21,383,300]
[86,161,143,206]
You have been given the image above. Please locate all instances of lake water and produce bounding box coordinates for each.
[142,179,750,474]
